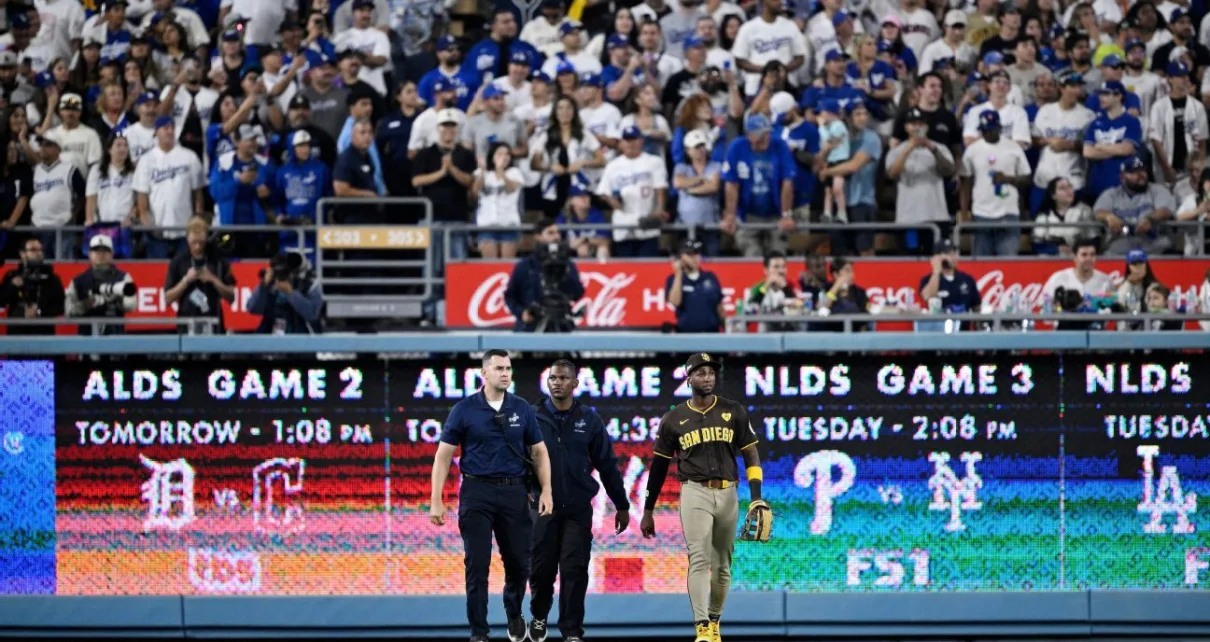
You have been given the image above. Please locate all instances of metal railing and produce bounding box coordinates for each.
[726,311,1210,333]
[316,197,435,319]
[439,221,946,262]
[0,316,220,335]
[954,219,1209,257]
[8,224,308,259]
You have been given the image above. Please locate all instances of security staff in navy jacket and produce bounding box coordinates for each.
[527,359,630,642]
[430,349,554,642]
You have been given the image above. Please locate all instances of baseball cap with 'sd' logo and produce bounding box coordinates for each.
[684,352,723,376]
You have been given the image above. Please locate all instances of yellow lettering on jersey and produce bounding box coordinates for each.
[679,427,734,450]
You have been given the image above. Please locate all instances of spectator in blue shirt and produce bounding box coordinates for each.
[95,0,133,64]
[665,239,724,333]
[463,8,543,86]
[800,50,862,118]
[848,36,898,122]
[777,99,821,221]
[1084,55,1142,116]
[1083,80,1144,196]
[419,35,479,111]
[722,112,797,257]
[821,99,882,256]
[210,124,275,257]
[273,130,331,255]
[556,184,611,258]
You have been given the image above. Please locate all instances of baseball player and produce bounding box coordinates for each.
[640,353,771,642]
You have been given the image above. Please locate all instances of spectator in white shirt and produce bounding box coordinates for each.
[528,95,606,217]
[595,126,668,256]
[540,21,603,78]
[35,0,86,58]
[634,20,685,90]
[85,133,136,227]
[332,0,391,96]
[132,116,205,258]
[1032,72,1096,207]
[963,70,1032,146]
[921,10,977,74]
[139,0,211,52]
[493,51,534,111]
[408,77,463,158]
[30,134,85,258]
[520,0,569,58]
[697,15,735,70]
[1150,60,1207,201]
[471,141,526,258]
[1041,238,1116,300]
[960,110,1032,256]
[1124,39,1162,120]
[732,0,808,96]
[42,93,102,176]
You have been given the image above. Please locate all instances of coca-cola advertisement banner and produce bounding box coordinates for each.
[447,259,1210,329]
[0,262,270,334]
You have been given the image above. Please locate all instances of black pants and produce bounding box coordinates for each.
[459,478,532,638]
[529,502,594,638]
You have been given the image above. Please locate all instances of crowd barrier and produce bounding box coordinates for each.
[1,591,1207,638]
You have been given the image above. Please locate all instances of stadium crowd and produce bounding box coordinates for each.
[0,0,1208,333]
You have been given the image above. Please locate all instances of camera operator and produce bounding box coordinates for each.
[247,251,324,334]
[0,237,65,335]
[164,217,236,334]
[1042,238,1117,330]
[504,219,586,333]
[65,236,136,335]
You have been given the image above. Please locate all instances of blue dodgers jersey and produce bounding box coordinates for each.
[722,136,796,219]
[1083,111,1143,195]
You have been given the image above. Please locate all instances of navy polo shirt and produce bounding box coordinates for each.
[441,391,544,478]
[919,270,981,313]
[666,270,724,333]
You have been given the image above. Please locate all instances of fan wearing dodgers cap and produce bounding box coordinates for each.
[885,107,956,250]
[462,8,544,87]
[799,49,862,118]
[42,93,103,176]
[1092,155,1177,255]
[0,51,35,107]
[122,91,162,162]
[1032,72,1095,206]
[731,0,807,96]
[1148,60,1207,199]
[958,109,1031,257]
[1084,54,1143,116]
[556,182,611,258]
[919,10,976,74]
[1150,7,1210,79]
[518,0,570,59]
[210,123,275,241]
[491,50,535,111]
[132,116,206,258]
[595,125,668,256]
[418,35,478,112]
[961,70,1031,146]
[461,83,527,162]
[538,20,603,79]
[80,0,134,65]
[720,112,796,257]
[1083,79,1144,196]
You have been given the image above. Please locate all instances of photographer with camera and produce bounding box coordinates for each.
[64,236,137,335]
[1043,238,1117,330]
[247,251,325,334]
[0,237,65,335]
[504,219,586,333]
[164,217,236,334]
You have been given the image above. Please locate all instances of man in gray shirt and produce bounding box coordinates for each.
[660,0,704,60]
[461,84,526,162]
[299,54,350,140]
[1093,155,1176,255]
[885,107,957,252]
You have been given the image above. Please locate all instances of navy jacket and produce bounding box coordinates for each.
[503,255,586,331]
[534,397,629,511]
[442,390,544,478]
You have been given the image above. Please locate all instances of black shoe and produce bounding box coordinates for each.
[528,618,548,642]
[507,615,527,642]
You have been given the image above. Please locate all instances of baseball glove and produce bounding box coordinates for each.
[738,500,773,542]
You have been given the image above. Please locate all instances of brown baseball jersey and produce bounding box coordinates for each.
[654,395,759,483]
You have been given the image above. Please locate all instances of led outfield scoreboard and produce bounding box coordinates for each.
[0,354,1207,595]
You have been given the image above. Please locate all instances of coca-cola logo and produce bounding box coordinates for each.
[465,271,638,328]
